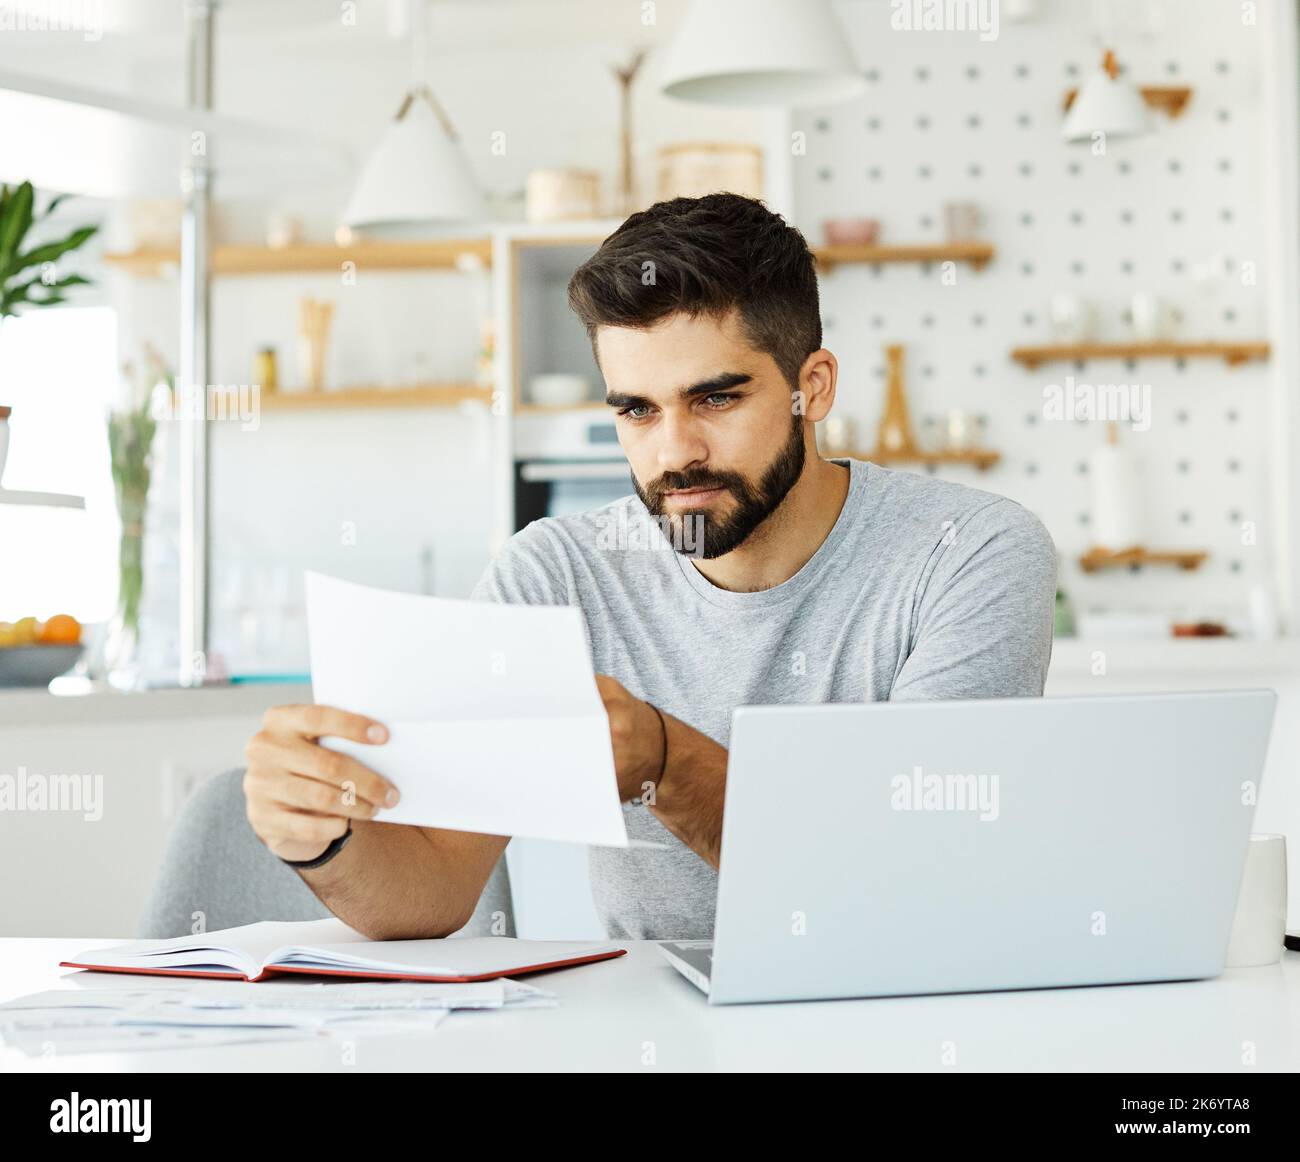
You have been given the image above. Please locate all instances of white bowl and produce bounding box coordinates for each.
[528,374,591,407]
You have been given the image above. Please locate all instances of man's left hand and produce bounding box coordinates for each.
[595,674,666,803]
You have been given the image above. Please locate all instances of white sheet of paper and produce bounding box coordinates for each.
[186,979,510,1011]
[316,1009,451,1037]
[12,1027,323,1056]
[0,990,163,1011]
[306,572,628,847]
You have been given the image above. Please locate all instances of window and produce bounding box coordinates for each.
[0,307,119,623]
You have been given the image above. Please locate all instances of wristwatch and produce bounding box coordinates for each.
[280,820,353,869]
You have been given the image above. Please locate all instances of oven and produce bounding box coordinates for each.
[513,409,634,530]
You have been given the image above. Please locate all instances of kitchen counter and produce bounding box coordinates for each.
[0,681,312,727]
[4,639,1300,728]
[1047,637,1300,677]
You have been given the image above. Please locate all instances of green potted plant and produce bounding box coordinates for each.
[0,180,98,486]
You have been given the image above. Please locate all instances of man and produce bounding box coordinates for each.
[243,193,1056,941]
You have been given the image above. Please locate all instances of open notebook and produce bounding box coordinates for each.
[60,919,626,983]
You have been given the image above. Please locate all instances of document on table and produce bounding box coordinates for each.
[0,978,557,1055]
[305,572,629,847]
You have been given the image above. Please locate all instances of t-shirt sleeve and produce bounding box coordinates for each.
[469,522,571,607]
[470,522,598,665]
[890,498,1056,701]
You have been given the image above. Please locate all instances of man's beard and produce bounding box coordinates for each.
[633,419,807,560]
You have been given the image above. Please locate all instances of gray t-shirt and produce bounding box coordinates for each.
[471,458,1057,939]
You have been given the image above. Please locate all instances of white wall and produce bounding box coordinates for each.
[792,0,1282,631]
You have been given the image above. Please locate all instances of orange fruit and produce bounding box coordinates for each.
[38,614,81,645]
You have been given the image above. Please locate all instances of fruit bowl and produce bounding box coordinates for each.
[0,644,84,687]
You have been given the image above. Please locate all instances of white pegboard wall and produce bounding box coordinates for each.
[790,0,1278,627]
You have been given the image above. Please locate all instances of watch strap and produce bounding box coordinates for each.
[280,820,353,869]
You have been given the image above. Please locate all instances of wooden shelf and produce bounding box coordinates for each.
[208,383,492,411]
[1079,546,1208,573]
[838,447,1002,471]
[813,241,995,272]
[1011,341,1270,369]
[515,402,608,414]
[104,238,493,278]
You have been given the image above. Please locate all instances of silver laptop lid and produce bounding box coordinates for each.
[710,690,1275,1004]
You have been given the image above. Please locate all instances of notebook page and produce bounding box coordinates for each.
[268,937,623,977]
[64,918,366,976]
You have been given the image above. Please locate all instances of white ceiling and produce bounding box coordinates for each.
[0,0,687,57]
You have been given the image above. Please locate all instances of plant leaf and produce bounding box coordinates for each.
[0,283,32,314]
[0,274,38,306]
[39,192,72,220]
[0,181,34,278]
[0,268,94,314]
[13,224,98,273]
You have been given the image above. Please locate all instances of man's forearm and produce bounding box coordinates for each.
[296,821,506,941]
[647,711,728,870]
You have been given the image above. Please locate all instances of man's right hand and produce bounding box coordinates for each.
[244,704,400,864]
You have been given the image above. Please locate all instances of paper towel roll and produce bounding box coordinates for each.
[1089,427,1145,550]
[1226,834,1287,968]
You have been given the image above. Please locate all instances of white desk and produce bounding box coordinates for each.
[3,938,1298,1072]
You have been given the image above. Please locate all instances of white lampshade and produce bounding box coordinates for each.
[659,0,865,108]
[342,88,485,233]
[1062,52,1153,143]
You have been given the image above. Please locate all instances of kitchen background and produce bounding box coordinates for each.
[1,0,1298,937]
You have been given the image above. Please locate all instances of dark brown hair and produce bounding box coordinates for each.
[567,193,822,390]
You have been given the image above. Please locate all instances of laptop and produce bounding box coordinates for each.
[660,690,1276,1004]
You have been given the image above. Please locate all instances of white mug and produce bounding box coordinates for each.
[1129,294,1174,342]
[943,202,982,242]
[1048,293,1097,344]
[1226,834,1287,967]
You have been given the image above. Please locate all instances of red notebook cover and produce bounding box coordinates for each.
[58,947,626,984]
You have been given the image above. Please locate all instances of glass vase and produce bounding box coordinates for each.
[105,488,147,690]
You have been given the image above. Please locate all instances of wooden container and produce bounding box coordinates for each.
[656,143,763,202]
[525,169,602,223]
